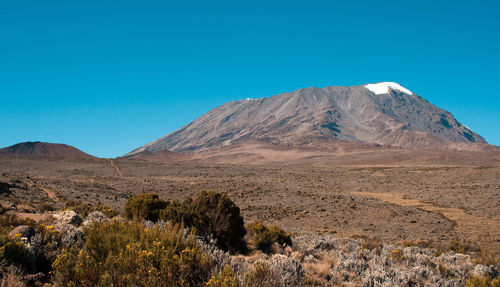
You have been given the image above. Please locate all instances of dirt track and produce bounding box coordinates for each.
[352,192,500,251]
[40,186,59,202]
[109,159,124,177]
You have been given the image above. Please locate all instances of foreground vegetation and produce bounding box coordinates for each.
[53,220,213,286]
[1,191,499,286]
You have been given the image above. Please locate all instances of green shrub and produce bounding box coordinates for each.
[52,219,214,286]
[191,191,246,253]
[31,224,63,274]
[161,191,247,253]
[246,221,292,254]
[0,219,64,282]
[162,199,198,228]
[125,193,167,221]
[0,234,34,272]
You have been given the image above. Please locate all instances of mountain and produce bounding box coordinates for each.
[0,141,96,159]
[122,149,190,162]
[127,82,487,155]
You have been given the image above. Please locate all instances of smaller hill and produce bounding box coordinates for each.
[0,141,96,159]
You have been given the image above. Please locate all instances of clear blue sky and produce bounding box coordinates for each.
[1,0,499,157]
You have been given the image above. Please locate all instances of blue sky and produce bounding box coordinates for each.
[1,0,499,157]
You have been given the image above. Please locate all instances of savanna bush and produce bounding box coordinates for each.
[0,234,33,272]
[52,219,214,287]
[161,191,247,253]
[124,193,167,221]
[190,191,246,253]
[246,221,292,254]
[30,223,64,274]
[0,214,38,274]
[0,216,65,284]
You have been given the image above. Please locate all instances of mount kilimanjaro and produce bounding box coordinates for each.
[127,82,486,157]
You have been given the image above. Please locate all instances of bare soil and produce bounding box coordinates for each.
[1,152,499,251]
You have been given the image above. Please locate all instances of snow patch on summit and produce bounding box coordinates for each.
[364,82,413,95]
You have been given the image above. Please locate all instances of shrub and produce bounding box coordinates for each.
[64,199,118,218]
[0,234,34,273]
[0,219,64,284]
[37,203,55,212]
[162,199,198,228]
[361,237,383,255]
[191,191,246,253]
[2,267,26,287]
[449,239,475,253]
[473,251,500,267]
[246,221,292,253]
[465,276,500,287]
[52,219,214,286]
[206,265,240,287]
[0,213,35,230]
[242,261,281,287]
[161,191,247,253]
[124,193,167,221]
[30,223,63,274]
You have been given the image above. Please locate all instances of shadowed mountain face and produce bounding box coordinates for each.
[128,83,486,155]
[0,141,95,159]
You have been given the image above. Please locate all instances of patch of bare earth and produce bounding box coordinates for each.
[352,192,500,251]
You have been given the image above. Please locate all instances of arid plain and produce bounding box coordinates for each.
[1,145,499,253]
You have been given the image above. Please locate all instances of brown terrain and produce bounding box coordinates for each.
[1,83,499,257]
[1,145,499,253]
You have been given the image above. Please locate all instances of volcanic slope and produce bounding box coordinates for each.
[0,141,95,159]
[127,82,486,155]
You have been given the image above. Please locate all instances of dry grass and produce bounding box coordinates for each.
[305,258,335,278]
[3,269,26,287]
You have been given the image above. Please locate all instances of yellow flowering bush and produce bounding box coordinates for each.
[391,249,403,262]
[0,235,33,272]
[52,219,214,286]
[206,265,239,287]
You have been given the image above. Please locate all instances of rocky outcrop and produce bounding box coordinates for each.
[9,225,35,240]
[82,211,109,226]
[53,210,82,226]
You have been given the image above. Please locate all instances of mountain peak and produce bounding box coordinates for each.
[127,83,486,156]
[364,82,413,95]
